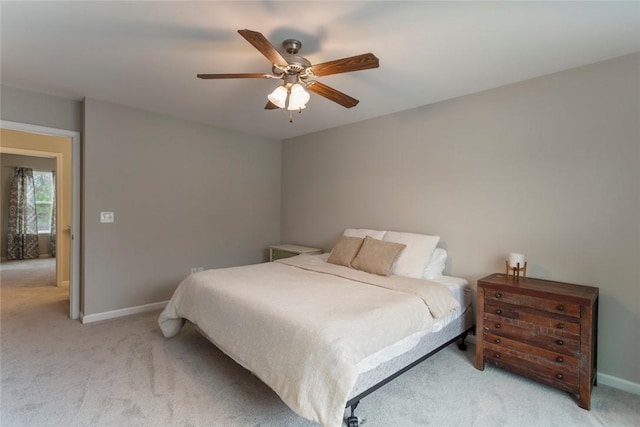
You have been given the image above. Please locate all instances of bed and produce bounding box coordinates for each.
[159,229,475,427]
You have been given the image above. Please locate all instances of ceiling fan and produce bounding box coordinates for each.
[197,29,379,121]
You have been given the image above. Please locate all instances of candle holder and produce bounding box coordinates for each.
[506,260,527,281]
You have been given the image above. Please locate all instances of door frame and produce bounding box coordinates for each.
[1,120,81,320]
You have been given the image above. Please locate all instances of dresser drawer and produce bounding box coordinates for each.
[484,288,581,318]
[484,301,580,336]
[483,348,579,393]
[483,333,579,372]
[483,313,580,356]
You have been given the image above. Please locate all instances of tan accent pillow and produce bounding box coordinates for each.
[351,236,406,276]
[327,236,364,267]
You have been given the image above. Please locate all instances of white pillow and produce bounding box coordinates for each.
[343,228,386,240]
[422,248,448,279]
[383,231,440,278]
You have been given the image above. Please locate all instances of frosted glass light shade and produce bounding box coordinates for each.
[267,86,288,109]
[287,83,310,111]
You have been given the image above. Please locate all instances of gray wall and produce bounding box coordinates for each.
[1,154,56,258]
[83,99,281,315]
[2,86,282,318]
[0,85,82,132]
[281,53,640,385]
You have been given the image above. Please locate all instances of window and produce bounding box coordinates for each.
[33,171,54,234]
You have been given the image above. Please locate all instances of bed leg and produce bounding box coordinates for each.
[457,330,470,351]
[347,401,359,427]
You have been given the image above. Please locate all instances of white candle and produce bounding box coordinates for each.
[509,252,525,267]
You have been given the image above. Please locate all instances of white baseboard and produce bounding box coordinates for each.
[81,300,168,324]
[597,372,640,395]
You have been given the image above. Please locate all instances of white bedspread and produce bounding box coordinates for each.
[158,254,459,427]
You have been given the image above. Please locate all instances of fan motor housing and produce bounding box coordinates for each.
[284,54,311,72]
[280,39,310,72]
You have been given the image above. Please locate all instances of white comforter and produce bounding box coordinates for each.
[158,255,459,427]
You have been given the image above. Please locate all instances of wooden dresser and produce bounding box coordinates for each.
[476,273,598,409]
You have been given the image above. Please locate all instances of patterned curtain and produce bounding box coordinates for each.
[49,171,57,258]
[7,167,40,260]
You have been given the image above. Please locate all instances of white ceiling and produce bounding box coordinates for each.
[2,1,639,140]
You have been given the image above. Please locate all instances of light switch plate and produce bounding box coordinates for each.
[100,212,114,223]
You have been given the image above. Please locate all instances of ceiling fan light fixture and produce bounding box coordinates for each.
[287,103,307,112]
[267,85,288,108]
[198,29,380,119]
[287,83,310,111]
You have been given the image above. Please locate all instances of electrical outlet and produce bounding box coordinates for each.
[190,267,204,274]
[197,267,204,272]
[100,212,114,223]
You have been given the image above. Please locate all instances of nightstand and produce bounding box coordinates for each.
[269,244,322,262]
[476,273,598,409]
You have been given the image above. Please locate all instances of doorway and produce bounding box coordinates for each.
[0,121,80,319]
[1,152,59,291]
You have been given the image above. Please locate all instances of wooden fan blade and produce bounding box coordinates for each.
[197,73,271,79]
[307,82,359,108]
[265,101,279,110]
[310,53,379,77]
[238,29,289,67]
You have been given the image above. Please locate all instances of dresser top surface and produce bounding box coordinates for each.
[478,273,598,301]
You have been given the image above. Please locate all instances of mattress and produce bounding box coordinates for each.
[356,276,471,374]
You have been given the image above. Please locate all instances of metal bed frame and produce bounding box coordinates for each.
[344,308,475,427]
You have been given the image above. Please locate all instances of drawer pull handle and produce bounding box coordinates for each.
[483,326,489,332]
[557,305,565,311]
[495,309,502,315]
[495,323,501,329]
[494,339,501,344]
[556,373,564,380]
[556,356,564,363]
[557,323,564,329]
[556,339,564,346]
[494,353,501,359]
[495,293,502,298]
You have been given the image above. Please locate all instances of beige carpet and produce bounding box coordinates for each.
[0,258,57,288]
[1,276,639,426]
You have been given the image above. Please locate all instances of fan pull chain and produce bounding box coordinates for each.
[288,108,304,123]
